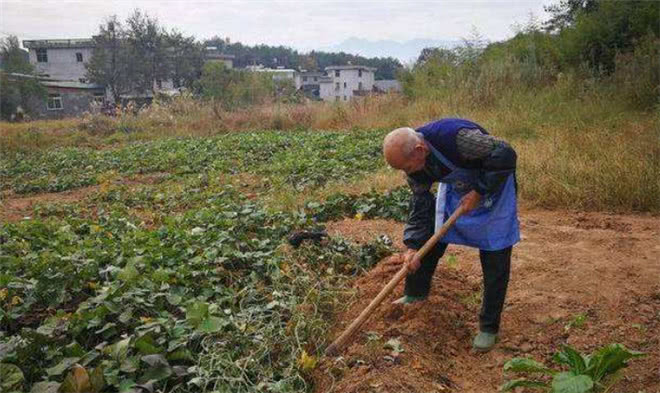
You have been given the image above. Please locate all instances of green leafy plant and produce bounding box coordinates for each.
[501,344,646,392]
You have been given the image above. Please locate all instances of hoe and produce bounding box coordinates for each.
[325,205,467,356]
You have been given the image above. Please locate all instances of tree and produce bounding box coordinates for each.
[0,35,46,120]
[88,10,203,102]
[559,0,660,71]
[0,36,31,73]
[167,30,204,89]
[202,38,404,79]
[197,62,275,109]
[544,0,599,32]
[299,54,318,71]
[415,48,460,68]
[125,9,169,94]
[86,16,133,103]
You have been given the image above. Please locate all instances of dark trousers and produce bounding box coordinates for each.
[404,242,512,334]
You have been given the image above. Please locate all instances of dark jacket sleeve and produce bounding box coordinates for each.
[402,175,435,250]
[456,129,517,195]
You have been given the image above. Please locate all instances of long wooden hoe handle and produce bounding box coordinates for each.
[325,205,467,356]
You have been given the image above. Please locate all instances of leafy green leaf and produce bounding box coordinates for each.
[0,363,24,392]
[584,343,645,382]
[46,357,80,376]
[504,358,555,375]
[118,262,139,282]
[29,381,60,393]
[185,301,209,327]
[199,316,225,333]
[140,354,172,383]
[108,337,131,362]
[120,356,139,373]
[90,366,105,392]
[167,348,194,362]
[118,308,133,324]
[166,294,182,306]
[553,345,587,374]
[550,372,593,393]
[134,334,163,355]
[500,378,548,391]
[118,379,137,393]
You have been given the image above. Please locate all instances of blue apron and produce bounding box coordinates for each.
[427,141,520,251]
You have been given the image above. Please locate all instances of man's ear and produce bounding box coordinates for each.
[414,143,426,154]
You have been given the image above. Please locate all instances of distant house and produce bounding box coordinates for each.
[319,65,376,102]
[294,71,326,99]
[23,39,94,82]
[20,38,239,118]
[373,80,402,93]
[246,65,296,81]
[204,47,234,69]
[5,72,105,119]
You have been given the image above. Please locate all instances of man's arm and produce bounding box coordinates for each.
[403,175,435,250]
[456,129,517,195]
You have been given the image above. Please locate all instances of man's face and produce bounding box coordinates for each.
[396,145,427,175]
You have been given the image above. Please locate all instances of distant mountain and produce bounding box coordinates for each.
[319,37,462,63]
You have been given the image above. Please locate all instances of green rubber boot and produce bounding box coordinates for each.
[392,295,426,305]
[472,331,498,352]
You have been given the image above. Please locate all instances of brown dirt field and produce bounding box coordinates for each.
[0,186,100,222]
[316,208,660,393]
[0,172,171,223]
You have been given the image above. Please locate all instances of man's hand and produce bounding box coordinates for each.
[460,190,482,213]
[402,248,421,274]
[384,248,421,274]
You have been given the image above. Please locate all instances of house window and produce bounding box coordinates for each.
[343,82,347,88]
[343,95,347,101]
[36,48,48,62]
[76,52,83,62]
[47,94,63,110]
[335,82,340,90]
[359,69,363,77]
[93,92,105,104]
[335,70,340,77]
[302,76,308,82]
[313,77,318,81]
[358,82,363,90]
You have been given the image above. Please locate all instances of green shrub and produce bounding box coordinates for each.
[501,343,646,392]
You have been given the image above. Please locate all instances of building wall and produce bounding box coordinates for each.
[321,69,375,102]
[319,82,334,102]
[206,58,233,69]
[295,72,325,90]
[29,47,94,81]
[28,87,105,119]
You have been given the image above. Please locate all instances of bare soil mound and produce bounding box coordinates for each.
[315,209,660,393]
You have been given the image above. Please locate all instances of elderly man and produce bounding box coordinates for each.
[383,118,519,352]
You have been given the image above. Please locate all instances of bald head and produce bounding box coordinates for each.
[383,127,425,170]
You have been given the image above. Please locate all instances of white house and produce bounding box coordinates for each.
[246,65,296,82]
[23,39,94,81]
[320,65,376,102]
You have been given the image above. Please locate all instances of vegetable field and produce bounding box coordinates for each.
[0,130,410,393]
[1,128,658,393]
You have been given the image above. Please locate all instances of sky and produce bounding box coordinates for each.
[0,0,551,51]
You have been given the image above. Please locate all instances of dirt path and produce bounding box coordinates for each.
[0,172,172,223]
[318,208,660,393]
